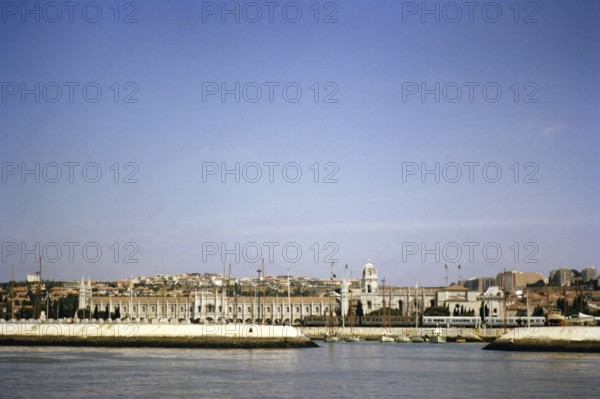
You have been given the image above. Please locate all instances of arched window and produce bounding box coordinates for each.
[368,285,372,293]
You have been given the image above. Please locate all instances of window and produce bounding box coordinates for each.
[248,306,251,312]
[286,307,290,313]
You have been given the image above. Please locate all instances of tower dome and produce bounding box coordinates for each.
[361,259,378,294]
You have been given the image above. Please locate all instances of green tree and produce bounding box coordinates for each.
[532,305,545,316]
[424,306,450,316]
[356,300,364,317]
[572,294,589,314]
[526,280,545,288]
[93,305,99,319]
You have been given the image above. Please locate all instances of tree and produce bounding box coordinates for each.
[424,306,450,316]
[356,300,364,317]
[556,298,572,316]
[104,305,110,320]
[532,305,545,317]
[93,305,99,319]
[572,294,589,315]
[526,280,545,288]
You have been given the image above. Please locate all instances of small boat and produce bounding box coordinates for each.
[429,326,446,344]
[395,334,411,343]
[456,338,466,344]
[411,336,425,343]
[324,333,339,343]
[380,333,395,343]
[346,335,361,342]
[379,279,395,343]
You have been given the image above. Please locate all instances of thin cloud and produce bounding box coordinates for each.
[542,122,567,135]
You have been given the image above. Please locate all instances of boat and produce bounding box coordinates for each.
[456,338,466,344]
[395,333,411,343]
[324,333,339,343]
[429,326,446,343]
[380,333,395,343]
[379,277,394,343]
[411,335,425,343]
[324,262,339,343]
[345,286,361,342]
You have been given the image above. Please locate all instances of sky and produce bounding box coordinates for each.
[0,0,599,285]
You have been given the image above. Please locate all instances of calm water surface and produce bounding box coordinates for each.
[1,342,598,398]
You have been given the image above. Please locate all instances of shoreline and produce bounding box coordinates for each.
[0,322,318,349]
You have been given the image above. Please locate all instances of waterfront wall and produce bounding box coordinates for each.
[484,326,600,352]
[0,321,317,348]
[301,326,490,342]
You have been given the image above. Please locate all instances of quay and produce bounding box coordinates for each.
[483,326,600,352]
[300,326,499,342]
[0,320,318,349]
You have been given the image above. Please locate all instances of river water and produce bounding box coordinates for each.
[1,342,598,398]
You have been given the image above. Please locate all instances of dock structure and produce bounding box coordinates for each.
[0,321,318,349]
[483,326,600,352]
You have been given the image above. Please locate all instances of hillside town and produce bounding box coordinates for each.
[1,262,598,324]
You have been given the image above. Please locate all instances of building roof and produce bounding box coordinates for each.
[442,284,470,292]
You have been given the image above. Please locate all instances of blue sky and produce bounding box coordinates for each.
[1,0,599,285]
